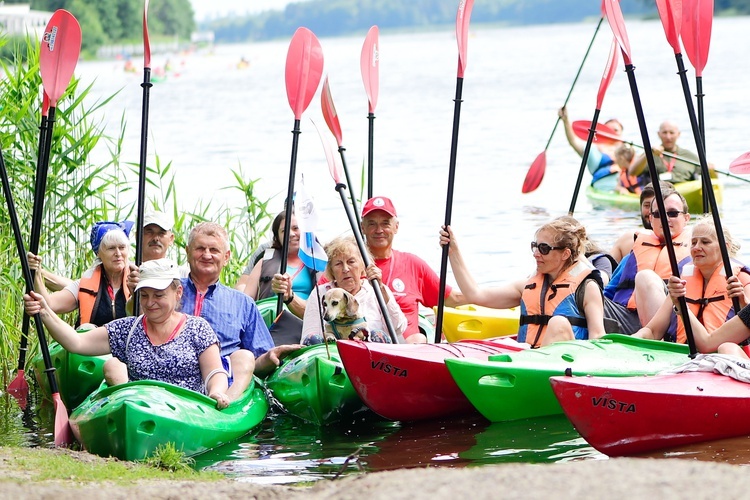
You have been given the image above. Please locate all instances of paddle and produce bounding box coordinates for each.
[568,38,619,216]
[278,27,324,316]
[321,77,362,231]
[360,26,379,199]
[602,0,698,357]
[656,0,738,315]
[681,0,713,212]
[314,120,397,343]
[571,120,748,183]
[133,0,152,315]
[522,16,604,194]
[729,152,750,174]
[8,94,50,409]
[434,0,474,344]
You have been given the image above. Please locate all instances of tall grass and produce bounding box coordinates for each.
[0,38,272,386]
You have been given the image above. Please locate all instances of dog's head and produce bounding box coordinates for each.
[322,288,359,322]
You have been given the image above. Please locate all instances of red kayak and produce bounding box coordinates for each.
[337,338,526,421]
[550,372,750,456]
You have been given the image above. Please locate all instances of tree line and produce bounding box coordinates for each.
[5,0,195,55]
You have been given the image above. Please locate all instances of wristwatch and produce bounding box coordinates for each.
[284,292,295,305]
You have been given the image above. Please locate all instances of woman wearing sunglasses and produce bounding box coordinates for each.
[635,217,750,344]
[440,216,621,348]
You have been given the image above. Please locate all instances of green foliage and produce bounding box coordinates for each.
[141,442,195,472]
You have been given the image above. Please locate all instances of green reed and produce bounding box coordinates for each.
[0,38,272,387]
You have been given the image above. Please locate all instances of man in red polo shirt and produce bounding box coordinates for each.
[361,196,465,343]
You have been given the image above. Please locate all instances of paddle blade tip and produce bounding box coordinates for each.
[52,393,73,446]
[522,152,547,193]
[286,27,325,120]
[729,152,750,174]
[8,371,29,410]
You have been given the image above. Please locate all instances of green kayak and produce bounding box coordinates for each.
[585,179,722,214]
[445,334,690,423]
[265,343,369,425]
[31,339,109,410]
[69,378,268,460]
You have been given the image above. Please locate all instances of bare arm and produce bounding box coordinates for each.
[559,107,585,157]
[254,345,303,378]
[239,260,263,298]
[199,343,229,409]
[632,296,674,340]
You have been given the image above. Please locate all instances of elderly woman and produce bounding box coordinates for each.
[635,217,750,344]
[301,236,407,345]
[235,211,316,318]
[440,216,622,348]
[24,258,231,408]
[29,221,133,329]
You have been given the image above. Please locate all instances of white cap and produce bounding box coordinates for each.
[135,258,180,291]
[143,211,173,231]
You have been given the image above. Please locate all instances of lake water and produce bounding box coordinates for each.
[8,16,750,483]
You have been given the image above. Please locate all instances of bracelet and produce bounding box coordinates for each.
[284,291,295,305]
[204,368,229,388]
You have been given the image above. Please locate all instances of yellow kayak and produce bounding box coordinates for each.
[439,304,520,342]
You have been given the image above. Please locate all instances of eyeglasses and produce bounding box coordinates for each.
[531,241,565,255]
[650,210,685,219]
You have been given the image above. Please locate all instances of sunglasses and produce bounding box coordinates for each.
[531,241,565,255]
[650,210,685,219]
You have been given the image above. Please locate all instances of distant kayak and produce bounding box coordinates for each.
[586,178,722,214]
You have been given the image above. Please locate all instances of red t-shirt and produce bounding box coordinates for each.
[374,250,452,337]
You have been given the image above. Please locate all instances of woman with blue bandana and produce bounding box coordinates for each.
[28,221,134,329]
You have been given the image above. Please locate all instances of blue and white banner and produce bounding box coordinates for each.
[296,181,327,272]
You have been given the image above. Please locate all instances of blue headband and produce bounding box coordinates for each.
[90,220,134,253]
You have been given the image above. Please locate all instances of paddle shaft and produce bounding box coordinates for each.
[335,183,397,343]
[568,108,602,216]
[435,77,464,343]
[134,67,153,315]
[277,121,302,316]
[338,146,362,231]
[0,146,63,395]
[672,53,739,314]
[623,61,698,357]
[696,76,709,214]
[542,17,604,151]
[367,113,374,199]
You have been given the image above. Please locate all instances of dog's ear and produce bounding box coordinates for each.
[344,290,358,317]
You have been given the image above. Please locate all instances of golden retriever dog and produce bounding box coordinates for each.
[321,288,369,342]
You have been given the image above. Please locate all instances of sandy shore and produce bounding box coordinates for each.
[3,450,750,499]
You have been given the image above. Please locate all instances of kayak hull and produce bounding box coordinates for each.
[69,379,268,461]
[446,334,690,422]
[585,179,722,214]
[551,372,750,456]
[338,338,527,421]
[440,305,519,342]
[265,343,367,425]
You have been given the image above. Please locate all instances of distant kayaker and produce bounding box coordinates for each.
[629,121,702,185]
[23,258,232,409]
[28,220,133,329]
[235,211,317,319]
[300,235,407,345]
[635,217,750,344]
[361,196,466,343]
[558,106,624,192]
[440,216,623,348]
[604,187,692,332]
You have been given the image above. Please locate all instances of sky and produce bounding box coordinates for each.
[189,0,297,21]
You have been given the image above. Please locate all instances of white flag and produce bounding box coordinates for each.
[296,182,327,272]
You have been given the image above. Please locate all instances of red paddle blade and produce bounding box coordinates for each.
[39,10,81,107]
[360,26,379,113]
[313,119,344,184]
[285,28,324,120]
[456,0,475,78]
[52,393,72,446]
[42,92,50,117]
[596,38,620,108]
[522,151,546,194]
[729,152,750,174]
[321,77,343,147]
[681,0,712,76]
[602,0,632,64]
[656,0,683,53]
[7,369,29,410]
[143,0,151,69]
[572,120,620,144]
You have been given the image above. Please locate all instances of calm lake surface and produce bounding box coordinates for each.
[8,16,750,483]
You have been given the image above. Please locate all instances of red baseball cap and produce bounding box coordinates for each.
[362,196,397,218]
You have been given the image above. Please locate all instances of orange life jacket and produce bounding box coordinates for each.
[519,260,594,348]
[675,262,750,344]
[624,232,691,309]
[619,170,642,194]
[78,264,131,326]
